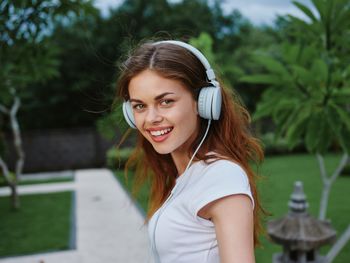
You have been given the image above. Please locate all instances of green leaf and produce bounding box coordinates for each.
[272,99,298,125]
[299,45,318,67]
[285,103,312,149]
[326,104,342,133]
[240,74,281,85]
[340,128,350,154]
[331,88,350,104]
[287,15,310,30]
[317,122,332,154]
[305,111,324,152]
[325,103,349,152]
[274,109,291,127]
[335,88,350,96]
[253,89,295,121]
[291,65,313,86]
[253,100,275,120]
[286,118,307,150]
[342,64,350,79]
[333,8,350,34]
[282,44,299,65]
[190,32,215,66]
[311,0,326,22]
[330,103,350,131]
[275,106,298,139]
[311,59,328,83]
[253,55,289,76]
[292,1,318,23]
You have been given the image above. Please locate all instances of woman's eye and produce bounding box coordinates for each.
[160,99,173,106]
[133,104,144,110]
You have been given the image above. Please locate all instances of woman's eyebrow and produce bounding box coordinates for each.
[130,92,175,103]
[154,92,175,100]
[129,98,143,103]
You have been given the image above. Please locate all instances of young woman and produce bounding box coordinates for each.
[116,40,264,263]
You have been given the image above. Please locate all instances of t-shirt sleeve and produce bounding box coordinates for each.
[188,160,254,221]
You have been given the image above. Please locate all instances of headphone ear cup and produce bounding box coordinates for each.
[211,87,222,120]
[198,87,212,119]
[198,87,222,120]
[122,101,137,129]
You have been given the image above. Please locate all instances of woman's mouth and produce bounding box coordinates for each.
[147,127,173,142]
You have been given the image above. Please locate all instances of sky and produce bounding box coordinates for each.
[221,0,315,25]
[94,0,316,26]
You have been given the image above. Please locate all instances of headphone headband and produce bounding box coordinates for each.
[153,40,217,82]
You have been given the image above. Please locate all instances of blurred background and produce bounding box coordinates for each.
[1,0,349,262]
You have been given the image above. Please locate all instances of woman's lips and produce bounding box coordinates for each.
[147,127,173,143]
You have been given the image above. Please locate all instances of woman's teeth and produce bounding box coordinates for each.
[150,128,172,137]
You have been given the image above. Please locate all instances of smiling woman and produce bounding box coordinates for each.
[115,40,264,263]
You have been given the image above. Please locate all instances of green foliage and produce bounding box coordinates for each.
[240,74,281,85]
[260,132,293,155]
[106,147,134,169]
[0,0,96,129]
[241,0,350,154]
[96,103,130,141]
[0,171,15,186]
[0,41,61,105]
[190,32,216,66]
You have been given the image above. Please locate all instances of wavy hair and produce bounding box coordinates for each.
[116,40,265,246]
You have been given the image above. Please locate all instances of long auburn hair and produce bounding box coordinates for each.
[116,40,265,246]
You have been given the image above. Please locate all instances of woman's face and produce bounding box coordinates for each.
[128,69,200,155]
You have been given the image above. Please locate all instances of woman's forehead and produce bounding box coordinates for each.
[128,70,189,99]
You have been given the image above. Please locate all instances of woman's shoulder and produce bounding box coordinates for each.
[202,152,245,174]
[187,156,254,214]
[190,155,248,185]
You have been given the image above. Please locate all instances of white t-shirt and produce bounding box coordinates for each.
[147,159,254,263]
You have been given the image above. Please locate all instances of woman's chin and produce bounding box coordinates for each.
[151,144,174,155]
[153,148,172,155]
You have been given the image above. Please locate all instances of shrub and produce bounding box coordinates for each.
[106,147,134,169]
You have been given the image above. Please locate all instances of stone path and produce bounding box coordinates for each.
[0,169,153,263]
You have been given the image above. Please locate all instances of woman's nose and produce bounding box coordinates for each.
[145,107,163,124]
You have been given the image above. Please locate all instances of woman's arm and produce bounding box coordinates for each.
[198,194,255,263]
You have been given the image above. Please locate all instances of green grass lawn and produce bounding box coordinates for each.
[114,153,350,263]
[0,191,74,258]
[0,176,73,187]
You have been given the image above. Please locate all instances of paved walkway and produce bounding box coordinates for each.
[0,169,154,263]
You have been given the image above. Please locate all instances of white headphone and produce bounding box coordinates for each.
[122,40,222,129]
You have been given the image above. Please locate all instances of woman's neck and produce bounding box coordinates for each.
[171,121,201,176]
[171,151,190,177]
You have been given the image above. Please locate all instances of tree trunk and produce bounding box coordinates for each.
[9,183,20,210]
[10,96,25,181]
[0,90,24,210]
[316,153,350,262]
[316,153,349,220]
[0,151,20,210]
[318,181,331,220]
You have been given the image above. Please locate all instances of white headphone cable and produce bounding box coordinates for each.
[151,119,212,263]
[184,119,212,173]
